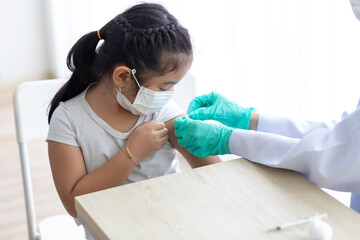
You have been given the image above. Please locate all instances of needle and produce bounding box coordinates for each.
[268,212,328,232]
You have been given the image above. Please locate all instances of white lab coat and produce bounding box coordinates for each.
[229,99,360,193]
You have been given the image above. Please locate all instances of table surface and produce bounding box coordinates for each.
[75,158,360,240]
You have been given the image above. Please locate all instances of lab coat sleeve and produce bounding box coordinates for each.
[229,107,360,193]
[257,114,338,138]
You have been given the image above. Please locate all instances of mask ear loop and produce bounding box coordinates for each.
[131,69,141,88]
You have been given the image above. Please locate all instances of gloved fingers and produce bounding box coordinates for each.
[187,92,217,114]
[174,116,190,132]
[188,107,212,120]
[188,146,210,157]
[187,147,204,157]
[174,116,186,131]
[176,135,186,147]
[174,117,191,146]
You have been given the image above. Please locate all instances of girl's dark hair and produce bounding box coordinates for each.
[48,3,192,123]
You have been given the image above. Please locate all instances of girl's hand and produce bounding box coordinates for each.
[125,120,168,163]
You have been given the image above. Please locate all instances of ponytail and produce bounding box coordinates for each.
[48,31,100,123]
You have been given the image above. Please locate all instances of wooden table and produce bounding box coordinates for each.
[75,158,360,239]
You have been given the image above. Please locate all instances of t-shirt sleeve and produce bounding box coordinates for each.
[47,102,79,147]
[153,100,185,123]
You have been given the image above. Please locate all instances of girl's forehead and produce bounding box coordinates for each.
[163,52,193,67]
[146,60,191,85]
[145,53,192,83]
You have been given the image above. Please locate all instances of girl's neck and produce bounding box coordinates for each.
[85,80,140,132]
[87,80,117,107]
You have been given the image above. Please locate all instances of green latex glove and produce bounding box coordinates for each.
[187,92,256,130]
[174,116,234,157]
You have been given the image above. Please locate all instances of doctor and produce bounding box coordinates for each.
[174,0,360,213]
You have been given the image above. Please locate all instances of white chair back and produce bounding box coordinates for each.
[14,79,67,143]
[13,79,84,240]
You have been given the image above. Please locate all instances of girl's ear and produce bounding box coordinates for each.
[112,66,132,88]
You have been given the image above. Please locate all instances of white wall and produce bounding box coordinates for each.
[0,0,49,83]
[42,0,93,79]
[0,0,93,83]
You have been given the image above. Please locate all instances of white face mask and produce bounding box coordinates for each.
[350,0,360,21]
[116,69,175,115]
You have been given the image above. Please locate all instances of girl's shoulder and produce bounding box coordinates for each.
[62,91,85,109]
[50,91,87,124]
[153,100,184,123]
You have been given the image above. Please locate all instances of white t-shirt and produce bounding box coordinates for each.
[47,88,184,184]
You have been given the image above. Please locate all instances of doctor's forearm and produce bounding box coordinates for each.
[256,113,337,138]
[249,111,259,131]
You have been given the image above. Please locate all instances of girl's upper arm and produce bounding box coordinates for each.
[48,140,87,216]
[165,114,222,168]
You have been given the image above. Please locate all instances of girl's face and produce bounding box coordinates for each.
[143,60,191,92]
[126,55,192,102]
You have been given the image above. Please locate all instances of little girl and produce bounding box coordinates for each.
[47,2,221,238]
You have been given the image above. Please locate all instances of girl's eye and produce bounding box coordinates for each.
[159,87,167,91]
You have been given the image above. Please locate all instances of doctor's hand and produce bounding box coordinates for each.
[174,116,234,157]
[187,92,256,130]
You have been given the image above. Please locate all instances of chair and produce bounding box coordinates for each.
[13,79,85,240]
